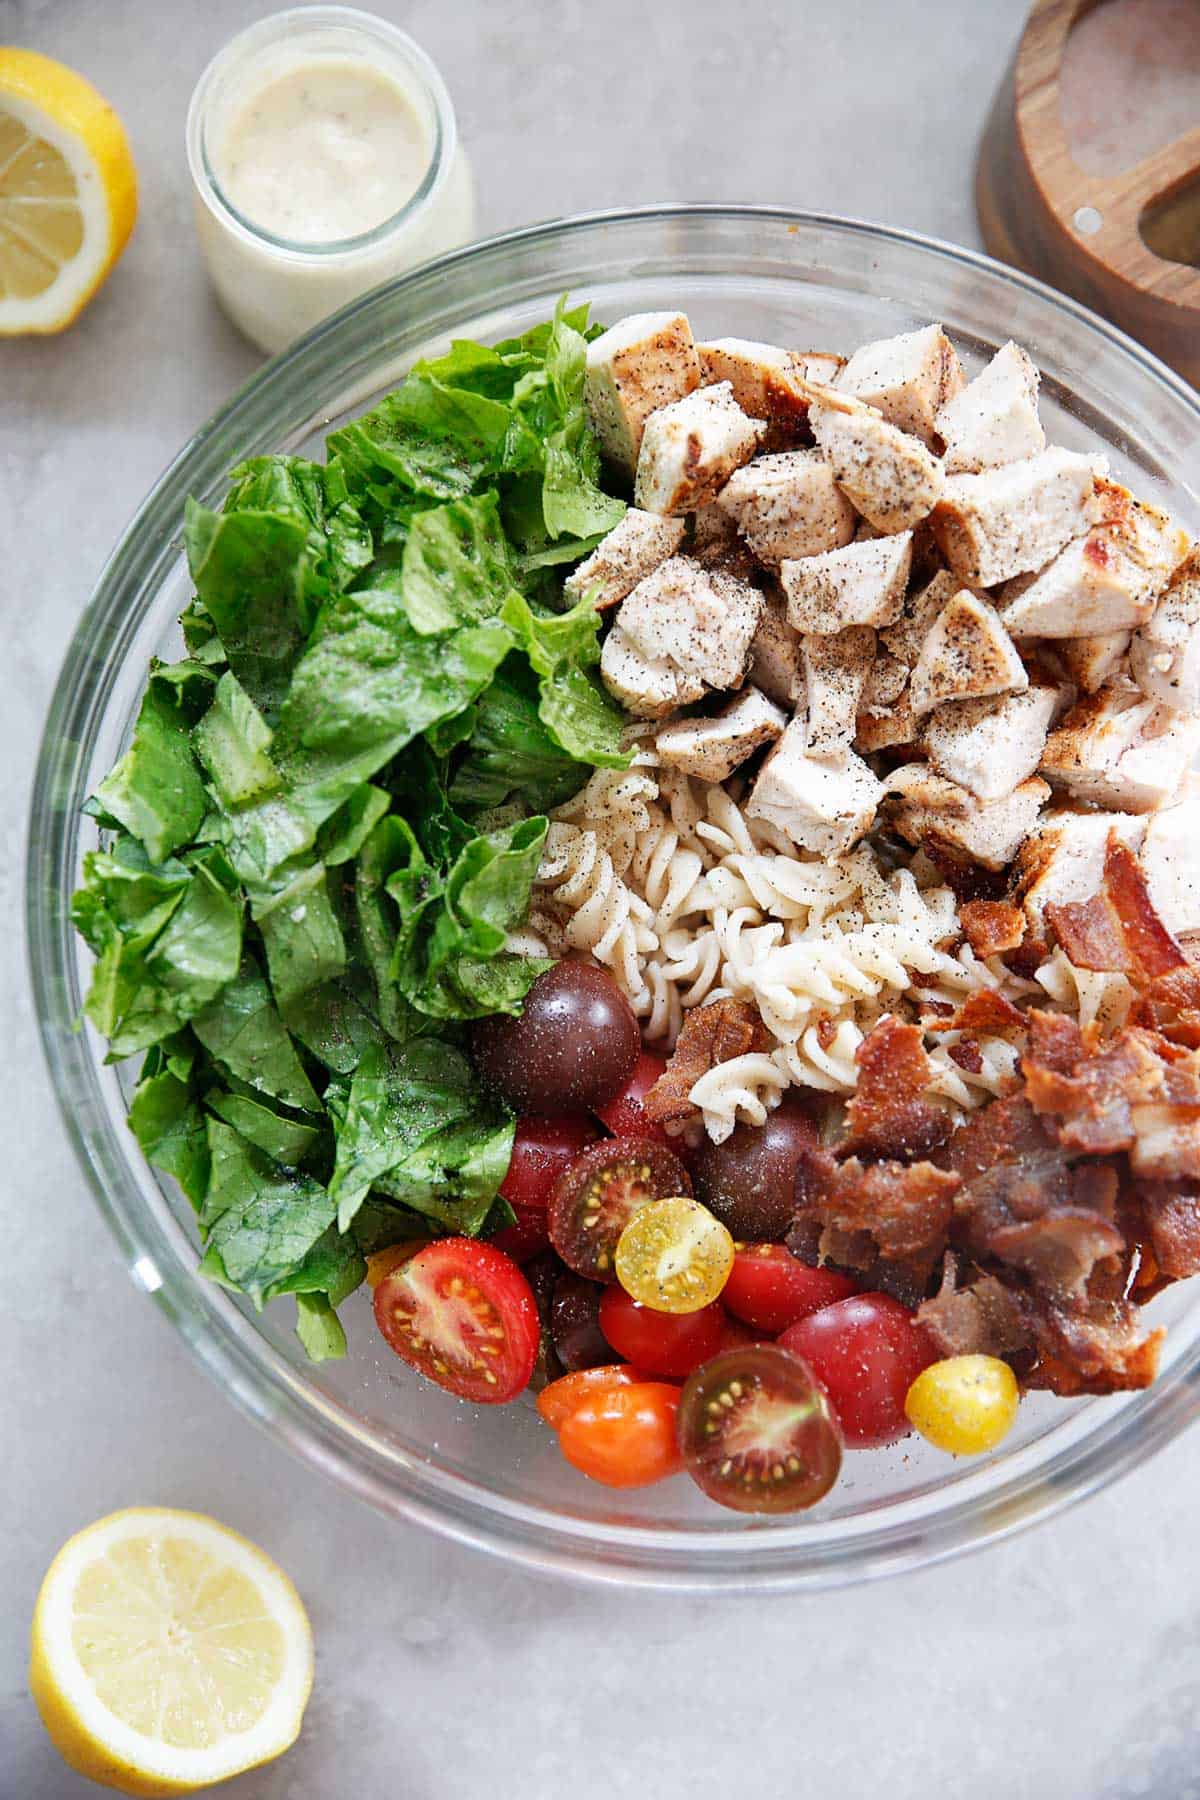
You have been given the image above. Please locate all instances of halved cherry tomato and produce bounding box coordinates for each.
[499,1113,600,1211]
[364,1239,428,1289]
[557,1381,683,1488]
[614,1195,734,1313]
[676,1345,842,1514]
[373,1238,539,1404]
[536,1363,643,1430]
[548,1136,692,1281]
[598,1287,726,1378]
[594,1050,670,1141]
[780,1292,939,1448]
[722,1244,859,1334]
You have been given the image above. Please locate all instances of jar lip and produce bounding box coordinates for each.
[185,4,458,261]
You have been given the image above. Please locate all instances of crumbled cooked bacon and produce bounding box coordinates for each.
[960,899,1025,959]
[1128,1052,1200,1179]
[1024,1008,1086,1074]
[921,839,1008,904]
[840,1015,953,1159]
[789,1144,959,1302]
[644,998,764,1124]
[948,1038,984,1074]
[1134,1182,1200,1279]
[1005,937,1051,981]
[1024,1025,1166,1155]
[1131,966,1200,1049]
[1022,1298,1163,1396]
[1046,836,1187,980]
[926,989,1028,1041]
[916,1256,1033,1359]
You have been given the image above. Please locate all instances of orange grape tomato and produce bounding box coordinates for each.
[557,1382,683,1488]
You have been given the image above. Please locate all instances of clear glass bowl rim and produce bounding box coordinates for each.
[28,203,1200,1593]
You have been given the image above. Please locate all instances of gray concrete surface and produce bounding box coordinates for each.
[7,2,1199,1796]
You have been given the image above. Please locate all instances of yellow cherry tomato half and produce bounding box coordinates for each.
[615,1195,735,1314]
[904,1354,1020,1455]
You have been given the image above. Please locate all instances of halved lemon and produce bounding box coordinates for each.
[0,47,137,334]
[29,1508,313,1797]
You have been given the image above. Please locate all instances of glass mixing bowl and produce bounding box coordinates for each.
[28,207,1200,1591]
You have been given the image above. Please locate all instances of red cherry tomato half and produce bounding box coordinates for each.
[722,1245,859,1335]
[594,1050,670,1141]
[547,1136,692,1281]
[373,1238,540,1404]
[499,1114,600,1211]
[536,1363,644,1431]
[676,1345,842,1514]
[598,1286,726,1379]
[780,1292,940,1448]
[557,1382,683,1488]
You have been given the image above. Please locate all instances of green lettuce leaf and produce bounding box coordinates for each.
[92,665,213,864]
[193,671,280,808]
[253,862,347,1011]
[295,1292,347,1361]
[206,1090,323,1167]
[400,492,517,634]
[449,658,588,813]
[328,1038,514,1232]
[501,588,629,767]
[128,1066,211,1208]
[191,957,321,1112]
[199,1119,336,1307]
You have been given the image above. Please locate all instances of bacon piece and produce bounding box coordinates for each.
[1022,1299,1163,1396]
[1024,1008,1085,1075]
[840,1014,953,1159]
[921,839,1008,904]
[960,899,1025,959]
[1023,1026,1166,1155]
[925,988,1028,1040]
[1131,965,1200,1049]
[1046,835,1186,979]
[789,1144,959,1302]
[1133,1182,1200,1279]
[1006,936,1051,980]
[1128,1052,1200,1179]
[917,1257,1034,1359]
[948,1038,984,1074]
[644,998,764,1124]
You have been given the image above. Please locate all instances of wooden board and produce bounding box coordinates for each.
[977,0,1200,385]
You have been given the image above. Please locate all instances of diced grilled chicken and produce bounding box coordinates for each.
[802,626,875,759]
[585,311,701,473]
[747,718,884,855]
[1057,630,1131,695]
[748,589,806,708]
[635,381,763,515]
[999,486,1186,638]
[931,449,1103,587]
[796,351,846,387]
[617,555,763,690]
[697,338,813,440]
[1015,807,1146,933]
[919,685,1060,801]
[880,568,960,668]
[886,765,1051,870]
[934,342,1045,474]
[563,508,686,610]
[808,389,945,532]
[780,532,912,633]
[908,590,1027,716]
[1039,681,1200,812]
[1141,778,1200,936]
[834,322,964,446]
[1131,545,1200,713]
[655,686,787,780]
[600,624,703,719]
[717,449,858,565]
[855,686,919,753]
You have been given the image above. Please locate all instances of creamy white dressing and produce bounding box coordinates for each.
[214,59,432,244]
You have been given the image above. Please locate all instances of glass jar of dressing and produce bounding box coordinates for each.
[186,6,475,355]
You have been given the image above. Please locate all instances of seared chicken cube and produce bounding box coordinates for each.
[796,351,846,387]
[717,449,857,564]
[617,555,763,691]
[563,508,685,610]
[908,590,1027,716]
[931,449,1103,587]
[1057,630,1131,695]
[919,685,1060,801]
[856,687,919,753]
[600,624,704,719]
[697,338,812,439]
[935,342,1045,474]
[655,686,787,780]
[747,718,883,856]
[1039,682,1200,812]
[834,322,964,446]
[809,390,945,533]
[781,532,912,633]
[1141,779,1200,936]
[585,311,701,473]
[861,650,909,711]
[886,765,1051,870]
[999,487,1186,638]
[634,382,763,515]
[801,626,876,759]
[1131,545,1200,713]
[749,589,806,708]
[1015,807,1146,933]
[881,568,961,668]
